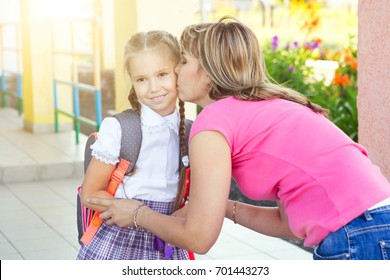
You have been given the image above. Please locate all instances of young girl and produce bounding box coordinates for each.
[76,30,190,260]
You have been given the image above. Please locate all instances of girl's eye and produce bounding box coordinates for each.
[136,78,145,82]
[159,72,168,77]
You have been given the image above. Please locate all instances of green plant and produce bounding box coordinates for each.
[324,36,358,141]
[263,35,358,141]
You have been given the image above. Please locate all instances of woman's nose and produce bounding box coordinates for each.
[175,64,181,74]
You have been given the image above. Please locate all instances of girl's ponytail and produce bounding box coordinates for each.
[174,99,189,210]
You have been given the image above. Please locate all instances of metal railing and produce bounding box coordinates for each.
[1,70,22,115]
[51,9,102,144]
[0,22,23,115]
[54,79,102,144]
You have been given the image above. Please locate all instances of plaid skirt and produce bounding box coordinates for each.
[76,199,189,260]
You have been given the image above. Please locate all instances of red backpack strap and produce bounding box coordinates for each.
[80,159,130,245]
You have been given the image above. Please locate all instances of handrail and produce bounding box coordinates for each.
[53,79,102,144]
[51,7,102,145]
[0,22,23,116]
[1,70,23,116]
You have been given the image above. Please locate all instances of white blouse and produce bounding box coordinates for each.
[90,103,180,202]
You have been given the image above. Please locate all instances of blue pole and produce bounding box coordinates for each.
[53,80,59,133]
[95,88,102,130]
[1,71,5,91]
[73,84,80,144]
[17,74,22,115]
[1,71,6,107]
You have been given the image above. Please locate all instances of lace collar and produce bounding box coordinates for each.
[140,103,179,135]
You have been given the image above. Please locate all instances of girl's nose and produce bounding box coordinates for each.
[150,79,160,93]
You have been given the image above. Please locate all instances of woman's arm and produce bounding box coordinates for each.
[89,130,232,254]
[171,204,187,218]
[80,157,116,212]
[139,130,232,253]
[225,199,300,240]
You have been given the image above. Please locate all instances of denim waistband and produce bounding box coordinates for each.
[362,204,390,221]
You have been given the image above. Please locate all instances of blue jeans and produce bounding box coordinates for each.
[313,205,390,260]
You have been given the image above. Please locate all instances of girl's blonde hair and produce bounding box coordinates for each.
[124,30,181,114]
[180,16,329,116]
[123,31,188,210]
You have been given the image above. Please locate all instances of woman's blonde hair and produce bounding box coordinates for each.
[123,31,188,210]
[180,16,329,116]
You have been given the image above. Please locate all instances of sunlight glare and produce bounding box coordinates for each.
[35,0,93,20]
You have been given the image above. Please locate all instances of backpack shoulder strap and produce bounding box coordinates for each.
[184,119,193,144]
[112,109,142,175]
[83,132,98,173]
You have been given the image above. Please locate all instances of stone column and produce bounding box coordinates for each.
[20,0,57,133]
[357,0,390,181]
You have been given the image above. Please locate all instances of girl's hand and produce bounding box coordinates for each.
[87,197,144,228]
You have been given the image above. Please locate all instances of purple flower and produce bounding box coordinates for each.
[288,66,295,72]
[293,41,299,48]
[310,41,319,50]
[272,36,279,50]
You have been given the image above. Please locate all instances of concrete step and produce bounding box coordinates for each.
[0,108,86,183]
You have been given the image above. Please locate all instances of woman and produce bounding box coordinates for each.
[87,17,390,260]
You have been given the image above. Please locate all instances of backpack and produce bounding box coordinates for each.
[76,108,192,245]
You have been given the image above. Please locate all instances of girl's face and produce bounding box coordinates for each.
[175,53,212,108]
[130,49,178,116]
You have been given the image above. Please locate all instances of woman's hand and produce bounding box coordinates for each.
[87,197,144,228]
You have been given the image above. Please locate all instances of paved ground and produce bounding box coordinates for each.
[0,107,312,260]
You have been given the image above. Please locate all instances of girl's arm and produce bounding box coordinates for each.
[80,157,116,212]
[225,200,300,240]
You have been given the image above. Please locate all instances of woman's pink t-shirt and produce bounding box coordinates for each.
[190,96,390,246]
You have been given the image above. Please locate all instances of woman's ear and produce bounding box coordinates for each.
[200,70,211,85]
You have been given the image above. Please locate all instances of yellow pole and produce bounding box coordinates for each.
[16,24,21,73]
[113,0,138,113]
[20,0,55,133]
[93,0,102,89]
[93,18,101,89]
[0,24,3,73]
